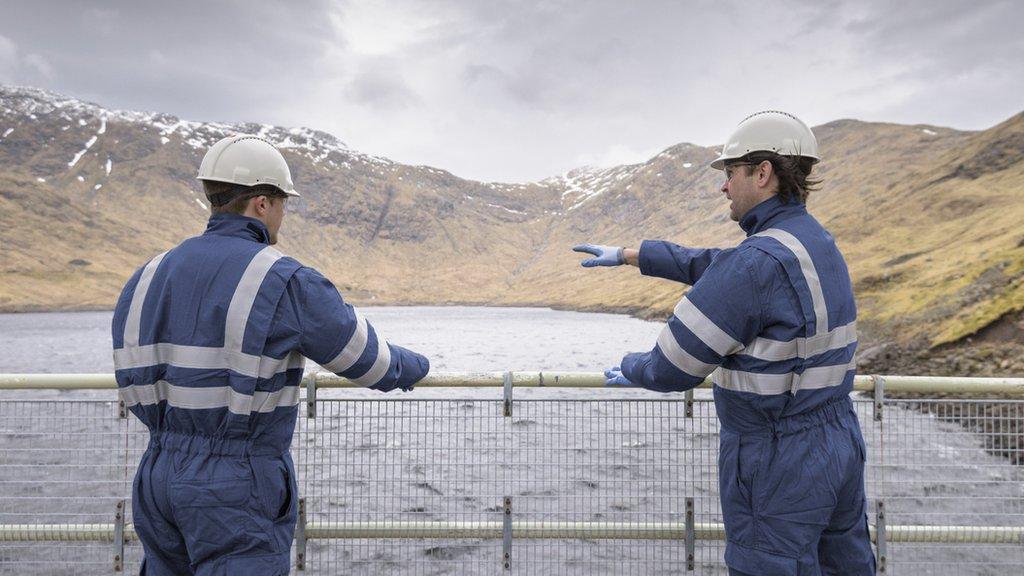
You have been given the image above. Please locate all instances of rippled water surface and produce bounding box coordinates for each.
[0,306,664,373]
[1,308,1020,575]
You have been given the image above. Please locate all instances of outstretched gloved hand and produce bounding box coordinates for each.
[573,244,625,267]
[604,366,639,387]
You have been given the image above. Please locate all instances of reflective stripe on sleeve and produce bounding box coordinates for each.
[322,309,370,374]
[349,338,393,387]
[655,324,718,378]
[672,297,744,357]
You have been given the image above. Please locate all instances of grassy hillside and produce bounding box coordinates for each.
[1,86,1022,354]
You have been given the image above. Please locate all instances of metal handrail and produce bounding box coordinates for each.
[2,372,1023,551]
[2,372,1024,396]
[3,521,1021,544]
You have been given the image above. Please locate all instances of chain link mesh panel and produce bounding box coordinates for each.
[1,390,1022,575]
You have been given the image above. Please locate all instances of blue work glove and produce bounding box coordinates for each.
[604,366,639,387]
[573,244,625,267]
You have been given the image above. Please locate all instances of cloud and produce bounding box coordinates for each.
[0,34,17,83]
[330,0,447,56]
[575,144,664,170]
[0,0,1021,181]
[81,6,120,36]
[23,54,53,79]
[0,34,55,84]
[346,64,420,109]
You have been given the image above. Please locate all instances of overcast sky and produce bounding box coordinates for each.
[1,0,1021,182]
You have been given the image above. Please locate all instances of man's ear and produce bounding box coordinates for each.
[252,195,269,215]
[756,160,773,187]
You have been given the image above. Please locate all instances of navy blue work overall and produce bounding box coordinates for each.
[621,196,875,574]
[113,214,428,574]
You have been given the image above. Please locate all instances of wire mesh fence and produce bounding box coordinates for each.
[874,399,1024,575]
[1,376,1023,575]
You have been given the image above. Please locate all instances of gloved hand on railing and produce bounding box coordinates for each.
[604,366,639,387]
[573,244,625,267]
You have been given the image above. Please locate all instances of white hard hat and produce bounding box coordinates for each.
[197,135,300,197]
[710,110,819,170]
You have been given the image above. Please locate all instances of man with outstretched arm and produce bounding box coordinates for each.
[574,111,874,575]
[112,135,430,575]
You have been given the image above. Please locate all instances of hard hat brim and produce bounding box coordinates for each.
[197,175,301,198]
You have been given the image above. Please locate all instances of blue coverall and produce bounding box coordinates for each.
[621,196,875,575]
[112,214,429,575]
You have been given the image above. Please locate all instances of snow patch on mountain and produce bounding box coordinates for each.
[0,85,393,169]
[485,202,526,215]
[545,163,643,210]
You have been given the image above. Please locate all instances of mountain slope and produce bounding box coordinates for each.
[1,85,1021,351]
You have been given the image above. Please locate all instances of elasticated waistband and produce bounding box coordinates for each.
[147,430,286,457]
[726,395,855,437]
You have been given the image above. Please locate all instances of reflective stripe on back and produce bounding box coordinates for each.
[123,251,168,348]
[712,227,855,396]
[120,380,300,415]
[753,228,829,338]
[113,343,304,378]
[224,248,283,353]
[744,320,857,362]
[115,245,301,415]
[715,359,855,395]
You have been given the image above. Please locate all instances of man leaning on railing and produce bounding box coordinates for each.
[574,111,875,576]
[111,135,430,575]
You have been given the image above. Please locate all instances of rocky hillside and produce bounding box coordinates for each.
[1,85,1021,356]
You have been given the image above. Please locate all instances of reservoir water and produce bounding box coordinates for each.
[0,308,1020,575]
[0,307,663,374]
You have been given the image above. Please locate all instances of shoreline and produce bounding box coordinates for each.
[0,300,665,320]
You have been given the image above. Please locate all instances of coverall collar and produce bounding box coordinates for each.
[739,195,807,237]
[204,213,272,245]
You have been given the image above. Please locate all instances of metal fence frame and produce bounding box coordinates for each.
[2,372,1023,574]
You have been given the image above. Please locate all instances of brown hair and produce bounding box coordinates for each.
[203,181,287,214]
[737,152,821,204]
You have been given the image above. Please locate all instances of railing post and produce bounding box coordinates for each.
[296,497,307,571]
[306,371,317,419]
[685,497,695,571]
[113,499,125,572]
[502,496,512,570]
[876,500,887,574]
[503,371,513,418]
[872,375,885,422]
[117,398,127,419]
[685,389,693,418]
